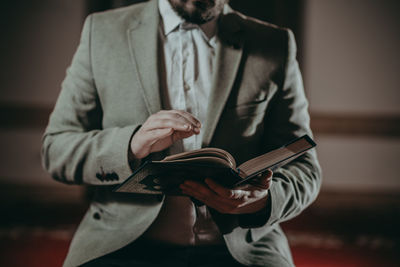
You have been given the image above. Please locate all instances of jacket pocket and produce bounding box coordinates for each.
[225,82,277,118]
[229,99,269,118]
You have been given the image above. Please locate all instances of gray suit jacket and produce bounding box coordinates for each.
[41,1,321,266]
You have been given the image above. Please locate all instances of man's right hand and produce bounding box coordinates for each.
[130,110,201,159]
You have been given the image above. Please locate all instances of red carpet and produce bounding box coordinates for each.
[0,227,398,267]
[0,236,68,267]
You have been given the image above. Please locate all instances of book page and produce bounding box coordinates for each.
[163,147,236,169]
[238,136,314,176]
[160,156,232,168]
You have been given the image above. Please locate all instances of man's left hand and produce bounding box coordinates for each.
[180,170,273,214]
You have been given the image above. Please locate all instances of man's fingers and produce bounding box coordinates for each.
[144,128,196,147]
[148,111,201,133]
[181,188,230,212]
[172,130,195,142]
[158,110,201,126]
[205,178,249,200]
[204,179,229,196]
[172,110,202,129]
[130,110,201,159]
[182,181,216,199]
[183,180,245,205]
[249,170,273,189]
[144,117,193,132]
[180,182,218,205]
[180,182,243,214]
[144,128,174,145]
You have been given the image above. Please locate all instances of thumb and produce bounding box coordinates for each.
[251,169,273,189]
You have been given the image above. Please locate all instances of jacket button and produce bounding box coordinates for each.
[96,173,104,181]
[93,212,101,220]
[110,172,119,180]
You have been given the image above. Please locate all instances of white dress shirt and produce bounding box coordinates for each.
[159,0,218,153]
[141,0,223,246]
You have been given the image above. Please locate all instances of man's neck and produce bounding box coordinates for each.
[159,0,219,39]
[199,18,218,39]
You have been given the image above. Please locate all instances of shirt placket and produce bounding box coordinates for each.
[180,27,197,151]
[170,32,186,113]
[180,27,218,245]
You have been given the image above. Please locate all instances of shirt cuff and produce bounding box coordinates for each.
[127,125,143,171]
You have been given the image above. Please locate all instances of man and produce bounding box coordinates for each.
[42,0,321,266]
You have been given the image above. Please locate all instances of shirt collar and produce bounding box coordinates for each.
[158,0,219,42]
[159,0,184,36]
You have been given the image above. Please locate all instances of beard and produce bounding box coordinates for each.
[168,0,227,25]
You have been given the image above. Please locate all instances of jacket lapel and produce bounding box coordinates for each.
[127,1,244,143]
[202,13,244,147]
[127,0,161,114]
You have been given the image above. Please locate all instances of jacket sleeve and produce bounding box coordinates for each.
[41,15,141,185]
[241,29,322,240]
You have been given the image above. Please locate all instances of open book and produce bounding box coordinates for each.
[114,135,316,195]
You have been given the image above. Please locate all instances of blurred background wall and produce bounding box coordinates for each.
[0,0,398,204]
[304,0,400,193]
[0,0,87,204]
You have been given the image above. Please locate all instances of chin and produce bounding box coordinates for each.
[170,0,224,24]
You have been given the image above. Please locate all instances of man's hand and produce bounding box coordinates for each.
[130,110,201,159]
[180,170,273,214]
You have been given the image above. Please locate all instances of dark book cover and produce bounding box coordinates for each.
[114,135,316,195]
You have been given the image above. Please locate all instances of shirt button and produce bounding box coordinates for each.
[93,212,101,220]
[184,84,190,91]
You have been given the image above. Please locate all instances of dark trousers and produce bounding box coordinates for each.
[80,239,245,267]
